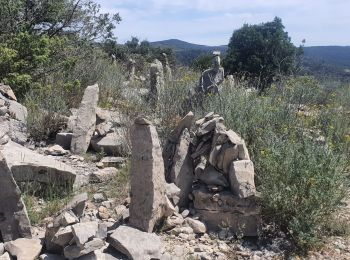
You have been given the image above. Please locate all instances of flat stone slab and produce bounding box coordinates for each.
[4,238,42,260]
[109,225,164,260]
[2,141,76,187]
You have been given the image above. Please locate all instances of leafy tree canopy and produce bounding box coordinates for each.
[223,17,302,91]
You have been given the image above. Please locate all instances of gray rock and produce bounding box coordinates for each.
[229,160,256,198]
[114,205,129,221]
[100,157,126,168]
[96,108,111,124]
[226,130,250,160]
[167,128,194,207]
[8,118,27,145]
[62,193,88,217]
[91,167,118,183]
[58,211,79,226]
[196,117,224,136]
[2,141,76,187]
[149,59,165,105]
[71,221,99,247]
[91,131,128,156]
[168,111,194,143]
[93,193,105,203]
[185,218,206,234]
[64,238,104,259]
[4,238,42,260]
[109,225,164,260]
[71,84,99,154]
[45,144,69,156]
[129,119,167,232]
[0,252,11,260]
[193,186,261,236]
[196,165,229,187]
[95,122,112,136]
[52,226,73,247]
[0,243,4,255]
[198,52,224,94]
[165,183,181,201]
[55,133,73,150]
[6,97,27,123]
[0,150,31,242]
[0,83,17,101]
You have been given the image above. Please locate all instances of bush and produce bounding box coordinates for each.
[193,77,349,250]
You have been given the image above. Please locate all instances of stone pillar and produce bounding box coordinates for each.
[71,84,99,154]
[149,59,165,106]
[129,118,167,232]
[0,149,31,242]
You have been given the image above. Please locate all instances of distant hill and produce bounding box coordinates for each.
[151,39,350,68]
[151,39,350,81]
[150,39,228,65]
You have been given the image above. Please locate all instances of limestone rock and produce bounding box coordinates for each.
[167,128,194,207]
[55,133,73,150]
[114,205,129,221]
[62,193,88,217]
[149,59,165,105]
[229,160,256,198]
[71,221,99,247]
[196,165,229,187]
[0,243,3,255]
[165,183,181,202]
[129,118,167,232]
[185,218,206,234]
[3,141,76,187]
[64,238,104,259]
[71,84,99,154]
[0,150,31,242]
[91,130,129,156]
[100,157,126,168]
[4,238,42,260]
[0,252,11,260]
[7,118,27,145]
[45,144,69,156]
[168,111,194,142]
[193,186,260,236]
[91,167,118,183]
[226,130,250,160]
[109,225,164,260]
[52,226,73,247]
[0,83,17,101]
[0,93,28,123]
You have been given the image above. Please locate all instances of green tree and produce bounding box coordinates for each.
[191,53,213,72]
[0,0,121,98]
[224,17,301,91]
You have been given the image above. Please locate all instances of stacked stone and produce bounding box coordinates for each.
[164,112,261,236]
[0,83,28,145]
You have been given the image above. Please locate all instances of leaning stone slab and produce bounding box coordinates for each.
[109,225,164,260]
[167,128,194,207]
[0,150,31,242]
[229,160,256,198]
[64,238,104,259]
[2,141,76,188]
[129,118,167,232]
[4,238,42,260]
[71,221,99,247]
[71,84,99,154]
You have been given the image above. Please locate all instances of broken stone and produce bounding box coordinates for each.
[168,111,194,142]
[71,221,99,247]
[3,141,76,188]
[167,128,194,208]
[64,238,104,259]
[100,157,126,168]
[98,206,110,220]
[96,172,117,187]
[170,226,194,235]
[93,193,105,203]
[0,150,31,242]
[196,165,229,187]
[63,193,88,218]
[4,238,42,260]
[91,130,128,156]
[229,160,256,198]
[109,225,164,260]
[0,83,17,101]
[226,130,250,160]
[55,133,73,150]
[196,117,224,136]
[95,122,112,136]
[59,211,79,226]
[193,186,260,236]
[0,252,10,260]
[185,218,206,234]
[52,226,73,247]
[114,205,129,221]
[129,118,167,232]
[71,84,99,154]
[45,144,69,156]
[164,196,176,217]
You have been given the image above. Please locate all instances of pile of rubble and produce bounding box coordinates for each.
[163,111,261,237]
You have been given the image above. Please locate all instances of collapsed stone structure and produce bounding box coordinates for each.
[162,112,261,236]
[197,51,224,94]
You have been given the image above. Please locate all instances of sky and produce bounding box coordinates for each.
[96,0,350,47]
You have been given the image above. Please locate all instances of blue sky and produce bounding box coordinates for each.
[96,0,350,46]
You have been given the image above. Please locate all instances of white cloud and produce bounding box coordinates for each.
[95,0,350,46]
